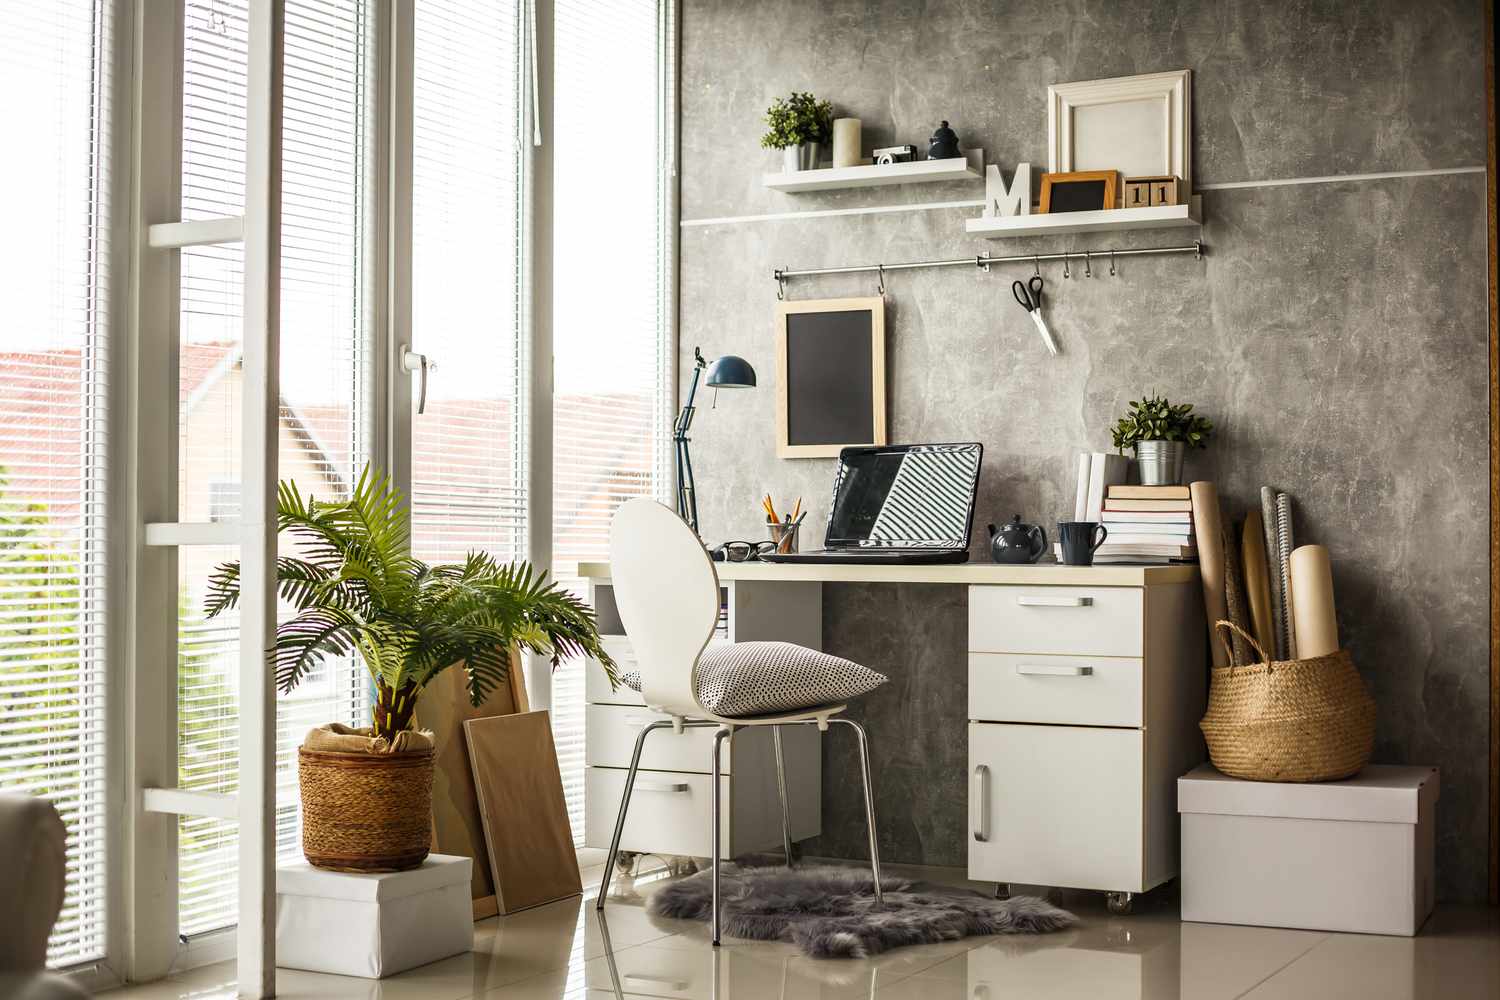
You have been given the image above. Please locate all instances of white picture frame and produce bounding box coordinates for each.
[1047,70,1192,200]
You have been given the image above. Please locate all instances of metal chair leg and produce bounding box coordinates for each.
[833,718,884,906]
[596,720,672,911]
[710,726,731,945]
[772,726,793,866]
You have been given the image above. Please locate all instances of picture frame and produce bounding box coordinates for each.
[775,297,886,459]
[1040,170,1119,214]
[1047,70,1192,200]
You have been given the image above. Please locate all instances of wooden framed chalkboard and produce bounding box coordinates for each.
[1040,169,1119,213]
[775,297,886,459]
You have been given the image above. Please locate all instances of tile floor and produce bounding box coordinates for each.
[101,855,1500,1000]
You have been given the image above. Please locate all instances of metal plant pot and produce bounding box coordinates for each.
[1135,440,1186,486]
[783,141,821,172]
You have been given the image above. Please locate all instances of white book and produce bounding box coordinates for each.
[1102,509,1192,523]
[1099,523,1196,536]
[1101,533,1199,546]
[1085,452,1130,522]
[1072,453,1091,522]
[1096,542,1197,556]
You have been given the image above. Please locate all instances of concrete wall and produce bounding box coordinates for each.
[678,0,1490,899]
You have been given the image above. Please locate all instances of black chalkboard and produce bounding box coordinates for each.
[1046,178,1108,213]
[777,298,885,458]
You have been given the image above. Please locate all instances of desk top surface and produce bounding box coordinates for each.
[576,560,1198,587]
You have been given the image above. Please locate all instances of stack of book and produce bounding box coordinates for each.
[1097,485,1197,563]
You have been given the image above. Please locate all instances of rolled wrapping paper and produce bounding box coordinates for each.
[1290,544,1339,657]
[1189,481,1230,668]
[1220,517,1253,666]
[1260,487,1287,660]
[832,118,862,168]
[1276,493,1297,658]
[1242,510,1276,657]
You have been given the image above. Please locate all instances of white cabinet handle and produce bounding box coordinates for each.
[972,765,989,842]
[1016,595,1092,607]
[625,974,691,990]
[1015,663,1094,676]
[636,780,690,794]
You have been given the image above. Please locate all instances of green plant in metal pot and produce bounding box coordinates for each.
[204,465,617,741]
[1109,394,1214,486]
[760,91,833,149]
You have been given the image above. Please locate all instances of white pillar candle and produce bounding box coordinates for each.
[832,118,862,168]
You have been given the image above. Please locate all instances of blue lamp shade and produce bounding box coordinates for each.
[705,354,756,389]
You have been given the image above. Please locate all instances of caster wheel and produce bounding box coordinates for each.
[1105,891,1134,915]
[993,882,1012,900]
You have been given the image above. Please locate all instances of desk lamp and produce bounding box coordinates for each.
[675,347,756,534]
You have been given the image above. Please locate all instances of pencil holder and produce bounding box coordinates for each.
[768,521,800,554]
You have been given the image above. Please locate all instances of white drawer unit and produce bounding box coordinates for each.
[968,577,1205,908]
[584,576,823,860]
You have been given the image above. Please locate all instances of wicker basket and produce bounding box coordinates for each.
[298,746,435,872]
[1199,620,1376,783]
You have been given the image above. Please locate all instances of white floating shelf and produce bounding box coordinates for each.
[966,196,1202,238]
[764,149,983,192]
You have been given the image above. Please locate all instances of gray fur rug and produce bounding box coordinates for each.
[648,863,1077,958]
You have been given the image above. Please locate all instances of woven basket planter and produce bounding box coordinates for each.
[1199,621,1376,783]
[298,745,435,872]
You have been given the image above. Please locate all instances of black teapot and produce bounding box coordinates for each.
[927,120,960,159]
[988,515,1048,564]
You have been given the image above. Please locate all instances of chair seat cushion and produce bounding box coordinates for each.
[621,641,887,717]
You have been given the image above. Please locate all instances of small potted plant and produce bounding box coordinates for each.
[1109,393,1214,486]
[762,91,833,172]
[205,466,615,872]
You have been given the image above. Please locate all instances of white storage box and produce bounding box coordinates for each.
[276,853,473,978]
[1178,764,1438,936]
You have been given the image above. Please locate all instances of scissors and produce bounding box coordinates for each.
[1011,274,1059,356]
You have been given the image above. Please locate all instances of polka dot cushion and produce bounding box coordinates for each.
[620,641,887,716]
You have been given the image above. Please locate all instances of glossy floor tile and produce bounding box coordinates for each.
[97,861,1500,1000]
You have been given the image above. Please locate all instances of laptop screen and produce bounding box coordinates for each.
[825,443,983,549]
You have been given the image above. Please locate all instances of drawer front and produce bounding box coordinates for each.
[969,652,1143,728]
[968,722,1143,891]
[585,636,644,706]
[969,585,1143,657]
[584,766,727,856]
[586,704,731,773]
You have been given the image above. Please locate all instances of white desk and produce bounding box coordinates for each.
[578,559,1206,905]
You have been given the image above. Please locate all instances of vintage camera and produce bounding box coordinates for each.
[873,144,917,165]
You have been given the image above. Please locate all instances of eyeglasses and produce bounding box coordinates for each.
[711,540,777,563]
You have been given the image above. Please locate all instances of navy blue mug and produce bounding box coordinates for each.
[1057,521,1108,565]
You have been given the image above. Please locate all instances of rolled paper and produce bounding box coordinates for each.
[1242,510,1275,656]
[1221,517,1252,666]
[1276,493,1296,658]
[832,118,862,168]
[1189,481,1229,668]
[1290,544,1339,657]
[1260,487,1287,660]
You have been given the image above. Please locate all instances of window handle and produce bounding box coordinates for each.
[401,345,435,414]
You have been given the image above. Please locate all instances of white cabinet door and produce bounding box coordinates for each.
[969,585,1143,657]
[968,722,1144,892]
[969,652,1143,728]
[585,767,728,856]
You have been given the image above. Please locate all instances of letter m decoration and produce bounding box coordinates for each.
[985,163,1031,217]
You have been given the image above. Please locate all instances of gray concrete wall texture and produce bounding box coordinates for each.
[676,0,1489,899]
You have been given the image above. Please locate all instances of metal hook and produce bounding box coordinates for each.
[1109,249,1117,277]
[976,251,990,273]
[1194,239,1203,261]
[1084,251,1092,278]
[776,269,786,301]
[877,264,886,296]
[1033,255,1040,277]
[1062,255,1070,279]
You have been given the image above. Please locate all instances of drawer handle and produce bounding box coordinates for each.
[1016,595,1093,607]
[636,780,690,794]
[1015,663,1094,677]
[625,974,691,990]
[972,765,989,842]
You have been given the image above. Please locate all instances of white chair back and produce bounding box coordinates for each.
[608,498,719,718]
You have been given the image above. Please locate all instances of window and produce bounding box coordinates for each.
[0,0,115,968]
[550,0,674,843]
[174,0,376,937]
[408,0,527,568]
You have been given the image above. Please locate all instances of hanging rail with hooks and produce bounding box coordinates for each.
[773,239,1203,298]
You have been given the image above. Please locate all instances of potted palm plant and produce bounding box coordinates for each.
[204,466,615,872]
[762,91,833,172]
[1109,393,1215,486]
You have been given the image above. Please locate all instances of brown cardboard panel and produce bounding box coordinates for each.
[464,710,582,914]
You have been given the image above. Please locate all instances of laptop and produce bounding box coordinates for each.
[761,442,983,565]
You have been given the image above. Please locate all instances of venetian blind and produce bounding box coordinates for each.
[175,0,375,937]
[0,0,114,967]
[409,0,526,567]
[551,0,673,843]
